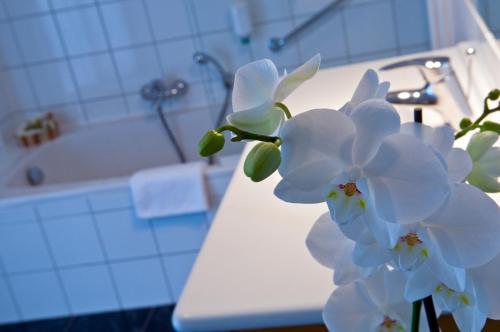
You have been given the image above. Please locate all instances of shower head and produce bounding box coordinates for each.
[193,51,232,88]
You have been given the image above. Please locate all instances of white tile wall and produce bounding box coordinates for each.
[0,276,19,324]
[0,0,430,150]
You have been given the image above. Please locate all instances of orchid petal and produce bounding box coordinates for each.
[470,253,500,319]
[350,69,380,107]
[232,59,278,112]
[447,148,473,183]
[467,131,498,161]
[279,109,355,191]
[375,81,390,99]
[364,133,450,224]
[227,104,284,135]
[405,262,438,302]
[426,183,500,268]
[430,125,455,156]
[274,179,326,203]
[350,100,401,165]
[364,210,401,248]
[323,281,380,332]
[352,241,392,268]
[273,54,321,102]
[453,306,487,332]
[400,122,435,142]
[426,251,466,291]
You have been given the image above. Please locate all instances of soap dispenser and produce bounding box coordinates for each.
[230,0,252,44]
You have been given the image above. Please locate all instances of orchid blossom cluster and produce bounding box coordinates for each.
[198,54,500,332]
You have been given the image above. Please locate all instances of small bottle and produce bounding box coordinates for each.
[230,0,252,44]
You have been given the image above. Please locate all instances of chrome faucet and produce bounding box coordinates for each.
[380,56,453,105]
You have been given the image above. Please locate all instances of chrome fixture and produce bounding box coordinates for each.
[268,0,346,52]
[141,79,189,163]
[26,166,44,186]
[380,56,454,105]
[193,52,233,165]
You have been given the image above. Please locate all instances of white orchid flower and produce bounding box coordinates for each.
[466,131,500,193]
[323,267,429,332]
[227,54,321,135]
[401,123,473,183]
[306,212,385,285]
[339,69,390,116]
[275,101,450,248]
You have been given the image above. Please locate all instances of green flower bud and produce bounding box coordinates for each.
[481,121,500,135]
[459,118,472,129]
[198,130,225,157]
[244,142,281,182]
[488,89,500,100]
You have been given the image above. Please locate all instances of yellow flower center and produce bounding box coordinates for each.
[339,182,361,197]
[399,233,422,247]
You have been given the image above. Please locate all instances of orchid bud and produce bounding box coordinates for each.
[488,89,500,100]
[481,121,500,135]
[198,130,225,157]
[459,118,472,129]
[244,142,281,182]
[466,131,500,193]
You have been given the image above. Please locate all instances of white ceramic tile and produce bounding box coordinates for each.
[13,15,64,63]
[350,48,398,63]
[191,0,230,34]
[0,2,7,20]
[0,222,53,273]
[51,0,94,10]
[157,39,204,83]
[46,103,86,129]
[393,0,430,48]
[37,196,89,219]
[0,276,19,324]
[88,188,132,212]
[290,0,332,16]
[71,53,121,99]
[126,93,150,115]
[344,1,397,56]
[250,0,291,24]
[164,82,209,113]
[163,252,197,301]
[486,0,500,32]
[250,20,300,70]
[146,0,192,40]
[152,212,207,254]
[200,31,252,73]
[56,6,108,56]
[0,68,37,111]
[101,0,152,48]
[114,45,162,94]
[95,209,157,260]
[10,271,68,320]
[84,97,128,123]
[0,22,23,67]
[44,215,105,267]
[296,11,348,62]
[0,204,36,224]
[60,265,119,315]
[111,258,172,308]
[3,0,49,17]
[29,60,79,106]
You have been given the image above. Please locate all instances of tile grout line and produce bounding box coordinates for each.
[149,220,176,303]
[85,197,125,310]
[32,205,74,316]
[0,255,23,322]
[93,0,131,116]
[47,0,90,123]
[389,0,402,55]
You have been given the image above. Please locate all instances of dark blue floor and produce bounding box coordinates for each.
[0,305,175,332]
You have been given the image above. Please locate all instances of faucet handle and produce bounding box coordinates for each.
[380,56,450,71]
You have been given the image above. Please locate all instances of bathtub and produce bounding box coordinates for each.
[0,116,239,324]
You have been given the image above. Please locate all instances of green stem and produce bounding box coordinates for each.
[411,300,422,332]
[217,125,281,145]
[455,97,500,140]
[274,102,292,119]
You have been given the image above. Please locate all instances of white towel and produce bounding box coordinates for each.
[130,162,208,219]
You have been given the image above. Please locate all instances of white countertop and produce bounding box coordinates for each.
[173,47,497,331]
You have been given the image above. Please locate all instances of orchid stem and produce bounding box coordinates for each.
[455,94,500,140]
[411,300,422,332]
[275,102,292,119]
[423,296,440,332]
[216,125,281,145]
